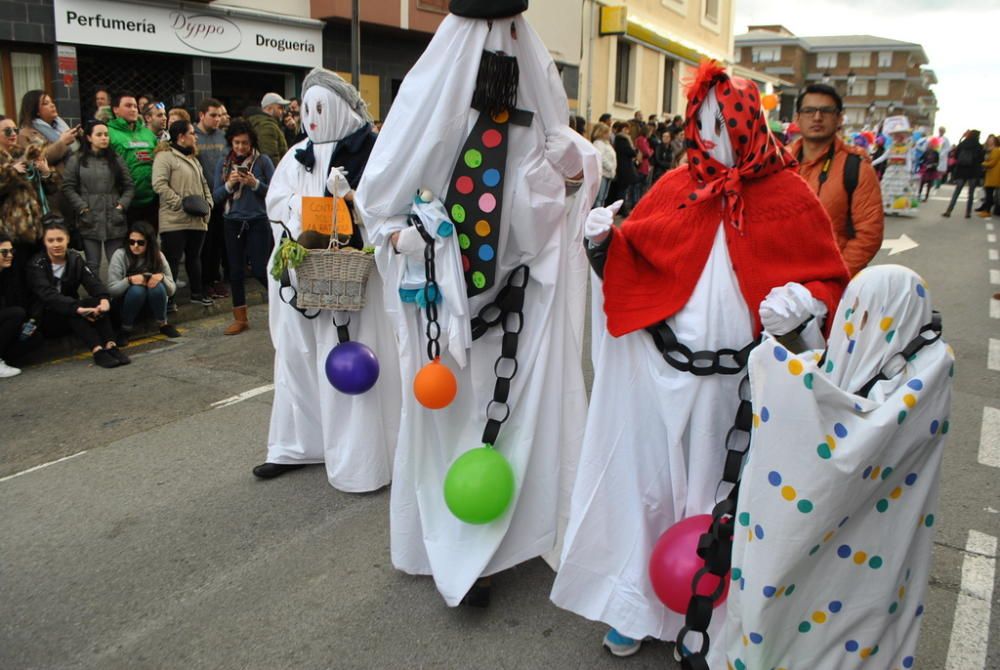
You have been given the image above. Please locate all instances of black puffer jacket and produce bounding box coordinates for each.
[26,249,109,319]
[953,134,985,180]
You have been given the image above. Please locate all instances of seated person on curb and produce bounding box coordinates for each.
[26,220,130,368]
[0,232,27,377]
[106,221,180,346]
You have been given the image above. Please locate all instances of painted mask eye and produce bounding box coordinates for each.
[714,110,724,136]
[316,102,324,114]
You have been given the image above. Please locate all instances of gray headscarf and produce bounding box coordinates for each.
[302,68,373,125]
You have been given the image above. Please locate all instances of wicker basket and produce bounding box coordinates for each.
[294,198,375,311]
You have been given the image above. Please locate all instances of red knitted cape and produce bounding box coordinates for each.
[602,167,850,337]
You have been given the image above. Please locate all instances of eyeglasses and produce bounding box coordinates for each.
[2,128,16,137]
[128,239,147,247]
[798,106,840,117]
[142,102,165,114]
[0,248,13,257]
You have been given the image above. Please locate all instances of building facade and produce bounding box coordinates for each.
[0,0,323,125]
[733,26,938,130]
[310,0,584,122]
[580,0,735,124]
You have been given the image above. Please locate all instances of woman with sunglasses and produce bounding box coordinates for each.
[61,121,135,276]
[107,222,179,345]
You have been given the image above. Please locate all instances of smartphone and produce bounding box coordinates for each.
[142,272,152,279]
[236,166,249,174]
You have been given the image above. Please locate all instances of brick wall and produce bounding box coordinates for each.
[0,0,55,44]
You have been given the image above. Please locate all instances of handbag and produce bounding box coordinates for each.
[181,195,211,217]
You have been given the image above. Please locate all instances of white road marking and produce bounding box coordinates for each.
[990,249,999,261]
[989,234,998,243]
[979,406,1000,468]
[0,451,87,483]
[881,234,919,255]
[210,384,275,409]
[992,269,1000,285]
[990,339,1000,372]
[945,530,997,670]
[987,222,996,231]
[992,297,1000,319]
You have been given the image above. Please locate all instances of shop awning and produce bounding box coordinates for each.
[625,18,729,66]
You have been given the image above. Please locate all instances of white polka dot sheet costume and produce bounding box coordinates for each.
[712,265,953,670]
[356,11,600,606]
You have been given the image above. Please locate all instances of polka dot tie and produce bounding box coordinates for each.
[444,109,512,296]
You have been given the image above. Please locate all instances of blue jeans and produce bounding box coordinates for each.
[594,177,611,208]
[121,284,168,328]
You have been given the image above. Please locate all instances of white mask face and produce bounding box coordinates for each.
[301,86,364,143]
[697,89,735,168]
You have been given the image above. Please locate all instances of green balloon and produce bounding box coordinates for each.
[443,446,516,524]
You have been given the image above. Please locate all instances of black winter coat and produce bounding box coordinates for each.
[26,249,109,320]
[954,137,986,180]
[612,134,641,186]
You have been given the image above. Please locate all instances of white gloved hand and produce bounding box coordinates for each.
[545,126,584,178]
[393,226,425,257]
[326,166,351,198]
[759,282,826,336]
[585,199,623,244]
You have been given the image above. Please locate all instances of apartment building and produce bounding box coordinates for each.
[734,25,938,130]
[580,0,735,123]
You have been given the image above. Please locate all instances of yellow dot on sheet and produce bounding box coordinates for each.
[853,551,868,565]
[781,486,797,501]
[904,394,917,408]
[788,359,804,375]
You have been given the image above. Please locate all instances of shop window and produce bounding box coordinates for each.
[849,80,868,97]
[875,79,890,96]
[817,53,838,69]
[76,47,185,120]
[703,0,719,22]
[878,51,893,68]
[615,40,633,105]
[0,47,51,119]
[662,57,675,115]
[751,47,781,64]
[849,52,871,68]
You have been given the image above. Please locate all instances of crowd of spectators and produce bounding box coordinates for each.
[0,86,305,378]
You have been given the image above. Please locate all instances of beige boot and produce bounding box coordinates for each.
[225,306,249,335]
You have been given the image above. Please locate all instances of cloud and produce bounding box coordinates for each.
[736,1,1000,135]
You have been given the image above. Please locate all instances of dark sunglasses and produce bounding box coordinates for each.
[0,248,13,257]
[128,239,147,247]
[2,128,16,137]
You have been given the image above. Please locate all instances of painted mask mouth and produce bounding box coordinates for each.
[703,140,717,150]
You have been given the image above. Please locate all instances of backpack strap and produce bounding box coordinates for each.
[843,153,861,239]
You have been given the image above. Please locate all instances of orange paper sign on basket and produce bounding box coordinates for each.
[301,196,353,237]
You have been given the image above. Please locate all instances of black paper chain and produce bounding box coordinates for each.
[409,214,442,362]
[469,265,529,446]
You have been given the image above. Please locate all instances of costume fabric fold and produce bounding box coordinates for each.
[264,72,401,492]
[712,265,953,670]
[357,13,599,606]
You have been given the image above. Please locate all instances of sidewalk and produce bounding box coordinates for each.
[18,284,268,366]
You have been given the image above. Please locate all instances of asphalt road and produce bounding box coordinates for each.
[1,190,998,669]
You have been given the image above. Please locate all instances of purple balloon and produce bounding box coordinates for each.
[325,341,380,395]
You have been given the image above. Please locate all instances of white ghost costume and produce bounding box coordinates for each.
[550,91,753,641]
[264,70,401,492]
[356,13,600,605]
[711,265,952,670]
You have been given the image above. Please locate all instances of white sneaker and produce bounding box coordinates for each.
[0,359,22,378]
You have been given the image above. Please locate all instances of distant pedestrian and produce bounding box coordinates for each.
[590,122,616,207]
[194,97,230,300]
[979,134,1000,218]
[107,92,159,228]
[246,93,289,166]
[934,126,951,188]
[650,129,673,185]
[610,122,640,216]
[943,129,985,218]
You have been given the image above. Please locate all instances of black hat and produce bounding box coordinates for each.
[449,0,528,19]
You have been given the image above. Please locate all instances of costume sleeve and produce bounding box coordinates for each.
[871,150,889,167]
[841,159,885,276]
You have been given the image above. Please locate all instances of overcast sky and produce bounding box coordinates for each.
[735,0,1000,139]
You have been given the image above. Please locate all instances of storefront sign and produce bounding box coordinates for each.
[54,0,323,68]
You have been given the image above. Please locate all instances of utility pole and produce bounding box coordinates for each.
[351,0,361,88]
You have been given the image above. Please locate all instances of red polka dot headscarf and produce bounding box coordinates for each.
[681,60,796,230]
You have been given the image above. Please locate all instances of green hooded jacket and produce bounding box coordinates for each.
[107,117,159,206]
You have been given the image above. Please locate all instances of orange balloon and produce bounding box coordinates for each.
[761,94,778,111]
[414,359,458,409]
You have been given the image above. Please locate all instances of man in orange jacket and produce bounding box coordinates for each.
[790,84,884,276]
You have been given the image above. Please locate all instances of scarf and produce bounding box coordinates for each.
[32,116,69,144]
[681,61,795,231]
[170,142,194,156]
[220,148,259,214]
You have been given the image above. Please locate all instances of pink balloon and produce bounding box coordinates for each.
[649,514,730,614]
